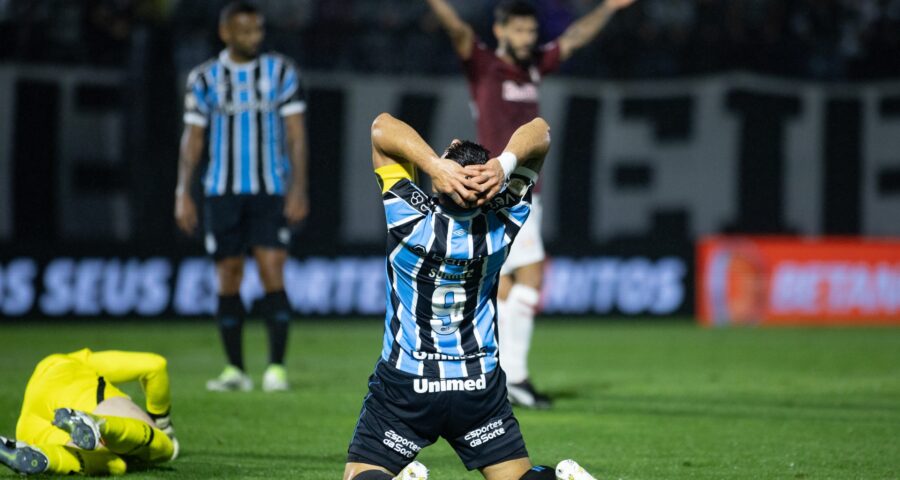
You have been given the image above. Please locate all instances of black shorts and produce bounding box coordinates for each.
[347,361,528,473]
[203,195,289,260]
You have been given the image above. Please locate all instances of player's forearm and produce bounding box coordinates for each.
[176,127,204,195]
[502,118,551,173]
[176,158,200,195]
[372,113,441,172]
[425,0,474,57]
[286,134,308,193]
[426,0,467,37]
[281,114,309,194]
[559,2,617,56]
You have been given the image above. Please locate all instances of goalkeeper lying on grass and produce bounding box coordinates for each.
[1,349,178,476]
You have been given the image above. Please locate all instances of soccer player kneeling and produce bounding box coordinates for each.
[0,349,178,476]
[342,114,597,480]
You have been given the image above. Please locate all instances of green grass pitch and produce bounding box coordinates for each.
[1,319,898,479]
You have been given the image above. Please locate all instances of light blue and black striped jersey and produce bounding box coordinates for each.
[184,50,306,196]
[376,163,539,379]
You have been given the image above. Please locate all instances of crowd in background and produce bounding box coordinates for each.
[1,0,899,80]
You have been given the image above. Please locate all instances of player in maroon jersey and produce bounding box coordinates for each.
[426,0,637,409]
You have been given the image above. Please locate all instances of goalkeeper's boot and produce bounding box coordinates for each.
[206,365,253,392]
[52,408,102,450]
[0,436,48,475]
[555,460,597,480]
[394,461,428,480]
[262,364,289,392]
[508,378,552,410]
[150,412,180,460]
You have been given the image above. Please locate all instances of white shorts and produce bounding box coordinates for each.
[501,194,545,276]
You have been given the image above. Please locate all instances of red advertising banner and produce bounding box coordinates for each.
[697,237,900,326]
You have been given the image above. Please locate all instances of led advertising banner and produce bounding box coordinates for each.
[0,255,689,318]
[697,237,900,326]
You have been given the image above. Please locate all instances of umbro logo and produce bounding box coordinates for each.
[453,229,467,237]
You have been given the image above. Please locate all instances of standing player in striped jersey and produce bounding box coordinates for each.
[426,0,638,409]
[175,1,308,392]
[343,114,598,480]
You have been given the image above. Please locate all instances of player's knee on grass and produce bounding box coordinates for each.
[519,465,556,479]
[351,470,394,480]
[344,463,395,480]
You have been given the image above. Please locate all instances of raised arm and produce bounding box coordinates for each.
[557,0,637,61]
[371,112,439,170]
[498,117,552,174]
[425,0,475,60]
[371,112,481,207]
[465,117,551,202]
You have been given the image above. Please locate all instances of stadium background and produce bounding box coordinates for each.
[1,1,899,478]
[2,0,899,319]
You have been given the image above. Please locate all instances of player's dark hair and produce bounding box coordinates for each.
[444,141,490,167]
[220,1,261,24]
[495,0,538,25]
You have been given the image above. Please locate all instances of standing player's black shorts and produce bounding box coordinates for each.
[203,195,290,260]
[347,361,528,473]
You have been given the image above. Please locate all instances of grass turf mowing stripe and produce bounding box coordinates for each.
[0,319,897,479]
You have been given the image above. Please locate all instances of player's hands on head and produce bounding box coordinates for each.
[174,193,198,235]
[464,159,505,206]
[431,159,483,208]
[284,188,309,224]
